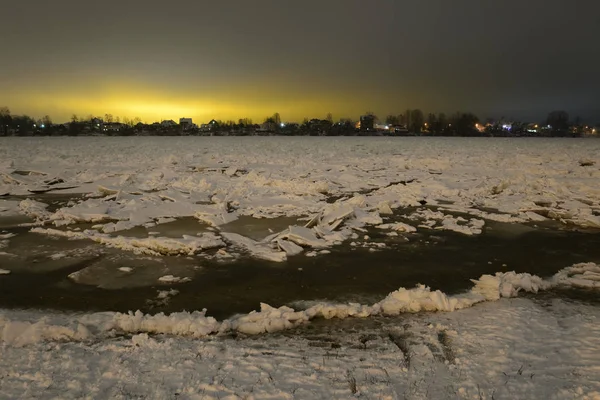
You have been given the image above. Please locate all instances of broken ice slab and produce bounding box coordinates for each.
[376,222,417,233]
[281,226,329,248]
[321,204,355,225]
[220,216,300,241]
[195,211,239,227]
[221,232,287,262]
[276,239,304,256]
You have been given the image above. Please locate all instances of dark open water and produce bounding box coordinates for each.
[1,196,599,320]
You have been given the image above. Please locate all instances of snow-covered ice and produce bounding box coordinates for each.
[0,137,598,261]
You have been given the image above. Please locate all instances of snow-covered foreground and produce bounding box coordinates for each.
[1,263,600,398]
[1,137,600,264]
[1,291,600,399]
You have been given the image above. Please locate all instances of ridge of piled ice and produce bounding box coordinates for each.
[0,317,90,347]
[110,309,220,338]
[221,304,310,335]
[3,262,599,346]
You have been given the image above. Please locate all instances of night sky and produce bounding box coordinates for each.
[1,0,599,123]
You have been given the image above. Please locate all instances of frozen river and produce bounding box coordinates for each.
[1,136,600,398]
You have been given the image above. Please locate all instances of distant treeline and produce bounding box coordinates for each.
[0,107,596,137]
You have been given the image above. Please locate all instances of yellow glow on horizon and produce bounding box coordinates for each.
[5,82,379,124]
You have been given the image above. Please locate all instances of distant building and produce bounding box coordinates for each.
[179,118,194,130]
[526,123,539,134]
[161,120,177,128]
[391,125,409,134]
[91,117,103,129]
[103,122,125,133]
[200,119,219,132]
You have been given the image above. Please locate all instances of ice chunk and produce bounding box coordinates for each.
[376,222,417,233]
[276,239,304,256]
[224,303,309,335]
[321,204,355,225]
[158,275,191,284]
[282,226,328,248]
[195,211,238,227]
[221,232,287,262]
[377,201,394,215]
[19,199,51,220]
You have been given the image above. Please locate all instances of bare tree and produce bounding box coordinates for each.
[410,109,424,133]
[385,115,399,125]
[42,115,53,127]
[0,107,11,135]
[546,110,569,131]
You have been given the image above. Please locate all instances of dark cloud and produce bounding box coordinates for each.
[1,0,599,122]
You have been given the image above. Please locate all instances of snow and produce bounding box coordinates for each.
[0,268,11,275]
[0,318,90,347]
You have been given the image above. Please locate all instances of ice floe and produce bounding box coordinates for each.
[31,228,224,256]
